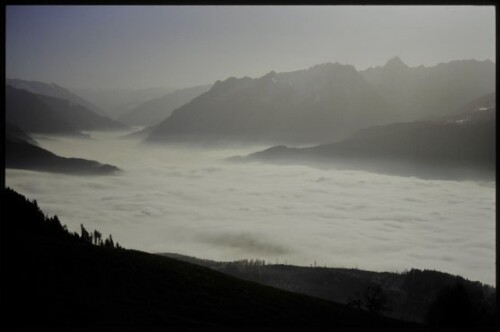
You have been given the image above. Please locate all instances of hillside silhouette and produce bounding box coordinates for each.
[7,78,106,116]
[241,93,495,181]
[6,84,125,136]
[161,253,496,326]
[6,124,121,175]
[1,188,415,328]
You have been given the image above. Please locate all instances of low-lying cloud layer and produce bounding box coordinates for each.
[5,131,496,285]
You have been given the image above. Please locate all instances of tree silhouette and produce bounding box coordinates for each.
[347,284,389,314]
[104,234,114,248]
[80,224,91,243]
[363,284,388,314]
[93,230,103,246]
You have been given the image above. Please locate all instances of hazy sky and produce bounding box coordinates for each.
[6,5,495,90]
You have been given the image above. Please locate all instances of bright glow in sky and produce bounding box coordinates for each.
[6,5,495,90]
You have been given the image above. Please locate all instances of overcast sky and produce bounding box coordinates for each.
[6,5,495,90]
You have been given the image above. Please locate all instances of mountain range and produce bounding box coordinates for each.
[361,58,495,121]
[119,84,211,126]
[6,84,125,136]
[145,58,494,146]
[70,86,174,119]
[7,78,105,116]
[239,93,495,181]
[147,62,397,145]
[6,123,121,175]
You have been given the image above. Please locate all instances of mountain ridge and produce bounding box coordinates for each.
[119,84,211,126]
[6,85,126,136]
[145,58,494,146]
[238,93,495,181]
[6,78,106,116]
[147,61,397,145]
[5,124,121,175]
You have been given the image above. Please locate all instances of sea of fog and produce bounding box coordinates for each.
[5,130,496,286]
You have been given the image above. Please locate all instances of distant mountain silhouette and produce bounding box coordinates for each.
[146,63,397,145]
[437,92,495,123]
[240,94,495,181]
[70,86,174,119]
[2,188,414,328]
[7,78,105,116]
[146,59,494,146]
[6,85,125,136]
[119,84,211,126]
[5,125,120,175]
[120,125,156,140]
[360,58,495,121]
[6,122,40,146]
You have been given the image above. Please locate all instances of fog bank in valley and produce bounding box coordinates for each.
[5,131,495,286]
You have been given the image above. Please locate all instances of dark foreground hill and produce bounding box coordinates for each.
[240,93,495,181]
[1,188,414,328]
[161,253,496,326]
[6,124,121,175]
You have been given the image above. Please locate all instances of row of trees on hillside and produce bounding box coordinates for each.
[79,224,121,249]
[5,187,122,251]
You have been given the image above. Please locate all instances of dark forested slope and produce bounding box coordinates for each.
[160,253,496,326]
[1,188,413,328]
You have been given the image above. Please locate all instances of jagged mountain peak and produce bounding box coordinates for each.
[262,70,278,79]
[385,56,408,69]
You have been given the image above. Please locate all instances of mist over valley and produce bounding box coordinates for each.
[4,5,495,328]
[6,128,495,286]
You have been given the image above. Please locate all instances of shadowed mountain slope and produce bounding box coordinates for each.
[5,125,120,175]
[240,93,495,181]
[146,59,494,146]
[147,63,397,145]
[119,84,211,126]
[6,85,125,136]
[360,58,495,121]
[6,122,40,146]
[70,86,174,119]
[7,78,105,116]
